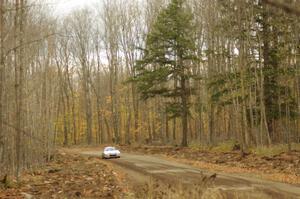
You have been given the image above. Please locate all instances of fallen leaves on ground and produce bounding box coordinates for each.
[0,152,126,199]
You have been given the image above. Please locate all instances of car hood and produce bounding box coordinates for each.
[104,150,120,154]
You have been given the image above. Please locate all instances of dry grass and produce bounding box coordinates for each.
[134,177,208,199]
[189,141,300,156]
[251,143,300,157]
[132,177,285,199]
[189,140,240,153]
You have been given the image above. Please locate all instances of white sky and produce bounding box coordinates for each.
[53,0,99,16]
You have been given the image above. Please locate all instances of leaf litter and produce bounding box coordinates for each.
[0,152,127,199]
[120,146,300,184]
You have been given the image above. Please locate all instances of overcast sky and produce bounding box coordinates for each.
[53,0,99,16]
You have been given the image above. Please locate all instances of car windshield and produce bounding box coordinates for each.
[104,147,115,151]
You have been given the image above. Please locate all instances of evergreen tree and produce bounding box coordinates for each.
[134,0,197,146]
[258,1,298,142]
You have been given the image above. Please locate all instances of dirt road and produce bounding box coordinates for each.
[78,150,300,198]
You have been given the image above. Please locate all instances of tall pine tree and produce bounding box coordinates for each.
[134,0,197,146]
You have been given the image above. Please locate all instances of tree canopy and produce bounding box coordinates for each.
[134,0,198,146]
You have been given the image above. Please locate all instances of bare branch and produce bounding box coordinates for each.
[2,121,46,144]
[262,0,300,16]
[4,33,57,58]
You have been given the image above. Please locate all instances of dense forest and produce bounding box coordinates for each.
[0,0,299,177]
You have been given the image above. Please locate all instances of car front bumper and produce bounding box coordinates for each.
[103,154,120,158]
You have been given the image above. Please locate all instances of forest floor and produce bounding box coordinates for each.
[1,145,299,199]
[120,145,300,185]
[71,146,300,198]
[0,152,131,199]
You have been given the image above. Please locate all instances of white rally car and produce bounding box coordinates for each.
[102,146,121,159]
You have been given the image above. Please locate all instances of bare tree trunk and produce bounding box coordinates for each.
[95,99,100,144]
[15,0,25,179]
[172,118,176,141]
[181,77,188,147]
[104,116,111,142]
[125,107,131,145]
[41,44,49,155]
[83,69,93,145]
[69,85,77,144]
[62,92,68,146]
[180,50,188,147]
[208,104,214,145]
[0,0,5,164]
[132,86,139,143]
[257,34,272,146]
[165,110,169,142]
[238,1,249,149]
[147,104,152,143]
